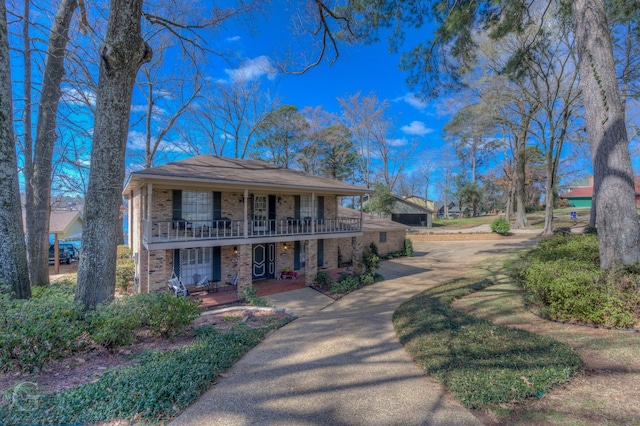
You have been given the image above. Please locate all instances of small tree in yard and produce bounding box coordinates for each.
[364,182,395,217]
[491,217,510,236]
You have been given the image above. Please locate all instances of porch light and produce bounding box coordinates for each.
[233,246,238,255]
[283,242,288,251]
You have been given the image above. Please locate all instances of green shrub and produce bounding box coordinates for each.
[88,297,143,350]
[0,292,86,373]
[517,233,640,328]
[314,271,333,289]
[242,285,271,307]
[402,239,413,257]
[490,217,510,235]
[117,245,131,260]
[530,233,599,265]
[115,262,135,293]
[330,273,360,294]
[89,293,200,348]
[583,226,597,235]
[362,249,380,273]
[359,272,375,285]
[369,241,379,256]
[136,293,201,339]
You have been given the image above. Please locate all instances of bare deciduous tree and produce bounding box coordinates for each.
[0,0,30,298]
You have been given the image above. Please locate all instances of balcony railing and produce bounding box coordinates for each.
[142,217,362,244]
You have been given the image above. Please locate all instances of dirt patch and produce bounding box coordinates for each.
[0,308,292,396]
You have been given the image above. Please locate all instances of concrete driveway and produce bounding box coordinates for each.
[171,237,538,426]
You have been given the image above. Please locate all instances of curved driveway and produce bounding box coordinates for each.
[171,237,537,426]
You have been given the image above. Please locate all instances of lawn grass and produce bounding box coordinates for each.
[431,215,496,229]
[392,252,582,410]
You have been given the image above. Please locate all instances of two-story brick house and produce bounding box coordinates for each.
[123,155,369,298]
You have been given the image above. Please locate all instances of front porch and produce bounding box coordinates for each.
[194,273,308,310]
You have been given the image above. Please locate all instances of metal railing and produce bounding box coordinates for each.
[142,217,362,244]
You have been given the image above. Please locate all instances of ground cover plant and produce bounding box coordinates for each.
[0,276,293,424]
[0,324,284,424]
[508,233,640,328]
[393,263,582,409]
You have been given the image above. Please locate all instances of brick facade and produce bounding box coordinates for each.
[129,185,388,297]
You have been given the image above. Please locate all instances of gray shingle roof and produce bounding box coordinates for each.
[124,155,367,195]
[338,206,408,232]
[392,198,431,214]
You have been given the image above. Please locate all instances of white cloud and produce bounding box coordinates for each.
[130,104,167,117]
[395,92,428,111]
[224,56,276,83]
[127,130,146,150]
[226,36,241,42]
[388,138,408,147]
[401,120,433,136]
[61,87,96,107]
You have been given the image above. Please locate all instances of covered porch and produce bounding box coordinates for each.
[194,273,308,310]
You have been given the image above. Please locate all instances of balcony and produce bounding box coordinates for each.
[142,217,362,248]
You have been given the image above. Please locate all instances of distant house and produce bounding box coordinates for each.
[22,210,83,274]
[560,176,640,208]
[363,194,433,227]
[391,197,433,227]
[401,195,435,212]
[434,201,469,218]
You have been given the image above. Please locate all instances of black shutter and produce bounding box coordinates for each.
[317,239,324,267]
[213,191,222,219]
[173,249,181,278]
[294,240,301,270]
[212,247,221,281]
[294,195,301,219]
[172,190,182,220]
[269,194,276,232]
[317,196,324,220]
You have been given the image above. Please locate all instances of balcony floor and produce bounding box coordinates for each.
[194,274,308,310]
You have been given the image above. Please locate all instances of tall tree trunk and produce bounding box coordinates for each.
[542,155,555,236]
[0,0,31,298]
[75,0,151,309]
[22,0,34,280]
[572,0,640,268]
[514,133,528,228]
[26,0,78,287]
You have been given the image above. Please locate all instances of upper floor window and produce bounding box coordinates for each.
[300,195,314,219]
[182,191,213,226]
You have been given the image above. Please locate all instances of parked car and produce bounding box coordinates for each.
[49,243,78,264]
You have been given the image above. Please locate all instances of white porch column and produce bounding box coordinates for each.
[147,183,153,221]
[311,192,316,233]
[127,191,133,247]
[359,194,363,231]
[243,188,249,238]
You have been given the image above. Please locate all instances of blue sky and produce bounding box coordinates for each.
[204,7,450,161]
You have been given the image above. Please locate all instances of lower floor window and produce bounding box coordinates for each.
[380,232,387,243]
[181,248,212,284]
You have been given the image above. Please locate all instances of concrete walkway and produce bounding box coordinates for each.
[171,237,538,426]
